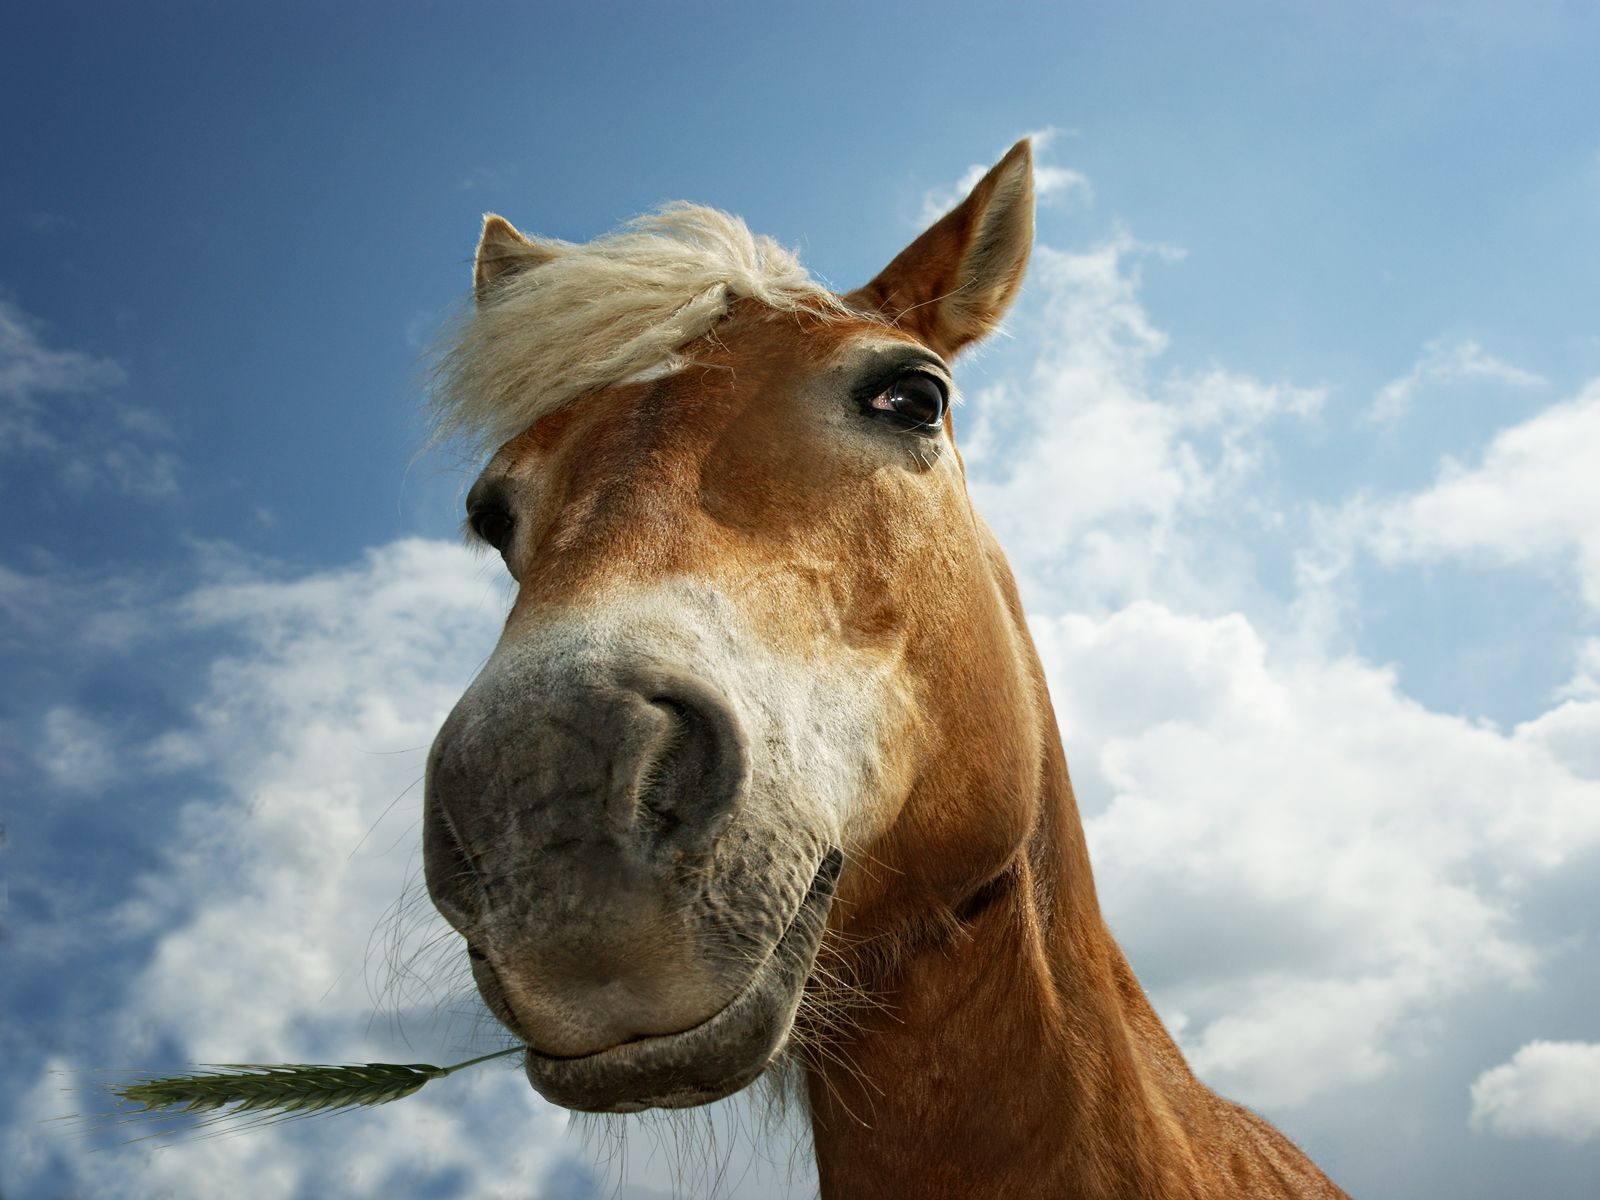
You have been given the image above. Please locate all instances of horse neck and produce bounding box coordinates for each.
[804,697,1211,1200]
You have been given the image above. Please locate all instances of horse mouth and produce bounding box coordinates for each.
[518,849,842,1112]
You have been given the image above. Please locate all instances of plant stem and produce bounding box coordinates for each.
[432,1046,525,1078]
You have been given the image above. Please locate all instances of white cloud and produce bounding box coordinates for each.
[37,705,118,792]
[1370,337,1544,424]
[0,558,163,654]
[0,297,176,497]
[1031,602,1600,1108]
[1370,380,1600,610]
[1470,1041,1600,1142]
[0,297,125,403]
[125,539,514,1061]
[1513,641,1600,781]
[918,127,1092,225]
[964,231,1322,615]
[1560,638,1600,699]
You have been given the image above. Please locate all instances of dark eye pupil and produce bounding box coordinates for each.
[889,374,946,426]
[472,508,514,551]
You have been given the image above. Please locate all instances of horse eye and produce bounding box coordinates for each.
[470,506,514,552]
[869,372,948,429]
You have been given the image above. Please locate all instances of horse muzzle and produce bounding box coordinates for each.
[517,851,840,1112]
[423,621,841,1108]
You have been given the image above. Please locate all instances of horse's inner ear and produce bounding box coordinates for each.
[474,214,561,303]
[846,139,1035,358]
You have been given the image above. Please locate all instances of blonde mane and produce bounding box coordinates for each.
[432,203,858,454]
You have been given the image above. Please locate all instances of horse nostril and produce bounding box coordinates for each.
[636,683,748,854]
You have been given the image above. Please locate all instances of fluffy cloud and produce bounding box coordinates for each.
[122,539,509,1061]
[1369,337,1544,424]
[0,297,176,496]
[1033,603,1600,1107]
[1511,637,1600,781]
[0,297,125,411]
[0,559,159,654]
[1371,380,1600,610]
[965,230,1322,615]
[1471,1041,1600,1142]
[36,705,118,792]
[919,127,1093,224]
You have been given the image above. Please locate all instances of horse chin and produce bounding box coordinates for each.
[517,849,841,1113]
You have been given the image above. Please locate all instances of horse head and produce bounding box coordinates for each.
[423,142,1041,1113]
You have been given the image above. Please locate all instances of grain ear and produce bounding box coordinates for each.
[474,214,561,303]
[847,140,1034,357]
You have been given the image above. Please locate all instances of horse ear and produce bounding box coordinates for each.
[474,214,561,303]
[847,139,1035,357]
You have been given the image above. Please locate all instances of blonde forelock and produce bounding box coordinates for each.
[432,203,862,455]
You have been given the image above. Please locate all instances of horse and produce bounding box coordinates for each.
[422,140,1349,1199]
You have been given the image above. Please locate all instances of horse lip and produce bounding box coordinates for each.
[519,848,842,1111]
[523,861,821,1064]
[525,1007,729,1065]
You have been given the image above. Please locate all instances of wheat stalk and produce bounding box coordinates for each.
[111,1047,523,1121]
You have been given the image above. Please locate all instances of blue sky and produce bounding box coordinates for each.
[4,3,1600,1198]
